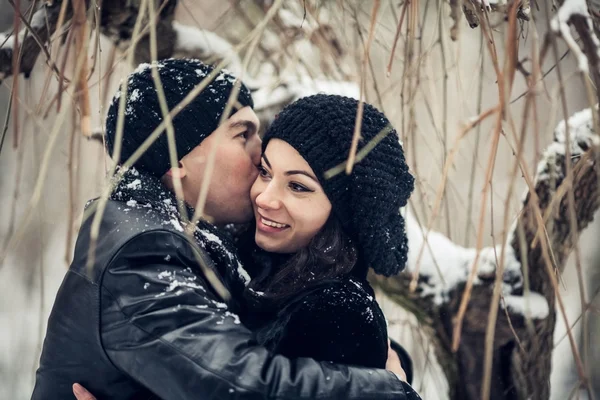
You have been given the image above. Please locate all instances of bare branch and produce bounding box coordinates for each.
[372,108,600,400]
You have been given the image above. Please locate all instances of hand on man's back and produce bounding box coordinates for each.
[72,384,96,400]
[386,340,407,382]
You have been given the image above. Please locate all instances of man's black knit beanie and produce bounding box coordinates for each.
[105,58,254,177]
[262,94,414,276]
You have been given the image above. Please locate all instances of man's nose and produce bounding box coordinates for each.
[249,135,261,166]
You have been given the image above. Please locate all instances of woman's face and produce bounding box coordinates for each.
[251,139,332,253]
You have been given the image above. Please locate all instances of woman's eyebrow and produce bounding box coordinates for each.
[261,154,272,168]
[285,170,319,182]
[262,154,318,182]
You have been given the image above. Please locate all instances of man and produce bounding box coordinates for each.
[32,58,415,399]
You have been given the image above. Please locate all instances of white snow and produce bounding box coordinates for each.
[535,107,599,181]
[550,0,595,73]
[0,32,11,50]
[253,78,360,113]
[30,7,48,30]
[172,22,244,79]
[134,62,152,74]
[167,218,184,232]
[224,311,241,324]
[405,209,522,305]
[212,301,227,309]
[278,8,310,28]
[126,179,142,190]
[553,107,599,153]
[196,228,238,266]
[158,270,172,279]
[126,199,137,207]
[237,263,251,284]
[129,89,141,102]
[502,291,550,319]
[165,279,204,293]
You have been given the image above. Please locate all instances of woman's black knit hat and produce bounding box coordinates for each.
[262,94,414,276]
[105,58,254,178]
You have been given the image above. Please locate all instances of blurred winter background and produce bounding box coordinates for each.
[0,0,599,399]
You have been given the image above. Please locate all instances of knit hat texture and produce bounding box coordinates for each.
[105,58,254,177]
[262,94,414,276]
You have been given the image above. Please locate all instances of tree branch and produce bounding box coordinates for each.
[372,108,600,400]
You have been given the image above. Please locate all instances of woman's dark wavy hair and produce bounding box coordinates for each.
[245,214,358,305]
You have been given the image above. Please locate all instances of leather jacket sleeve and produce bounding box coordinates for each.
[100,230,408,400]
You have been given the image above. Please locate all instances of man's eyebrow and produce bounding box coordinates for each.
[285,170,319,183]
[261,154,272,168]
[229,120,257,133]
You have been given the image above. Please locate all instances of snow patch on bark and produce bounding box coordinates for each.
[502,291,550,319]
[404,210,523,305]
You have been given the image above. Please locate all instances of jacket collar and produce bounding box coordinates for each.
[109,167,251,305]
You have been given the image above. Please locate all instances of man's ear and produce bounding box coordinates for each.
[165,161,187,179]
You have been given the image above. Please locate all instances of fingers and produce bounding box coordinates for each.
[72,383,97,400]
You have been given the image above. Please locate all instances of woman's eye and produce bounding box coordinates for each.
[237,131,248,140]
[290,182,311,193]
[258,165,270,178]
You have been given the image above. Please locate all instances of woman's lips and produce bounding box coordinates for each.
[256,214,290,233]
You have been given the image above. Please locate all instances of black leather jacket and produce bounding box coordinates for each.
[32,194,410,399]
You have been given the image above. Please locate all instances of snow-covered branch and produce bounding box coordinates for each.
[0,1,64,81]
[549,0,600,106]
[450,0,531,37]
[373,107,600,400]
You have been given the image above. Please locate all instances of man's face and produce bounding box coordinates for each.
[179,106,261,225]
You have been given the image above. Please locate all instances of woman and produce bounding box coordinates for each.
[238,94,415,373]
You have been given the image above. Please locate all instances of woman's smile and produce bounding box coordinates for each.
[256,213,291,232]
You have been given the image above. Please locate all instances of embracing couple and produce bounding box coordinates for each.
[31,58,421,400]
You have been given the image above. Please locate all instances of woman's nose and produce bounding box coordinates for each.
[255,184,282,210]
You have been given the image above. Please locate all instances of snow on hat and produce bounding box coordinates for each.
[262,94,414,276]
[105,58,254,178]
